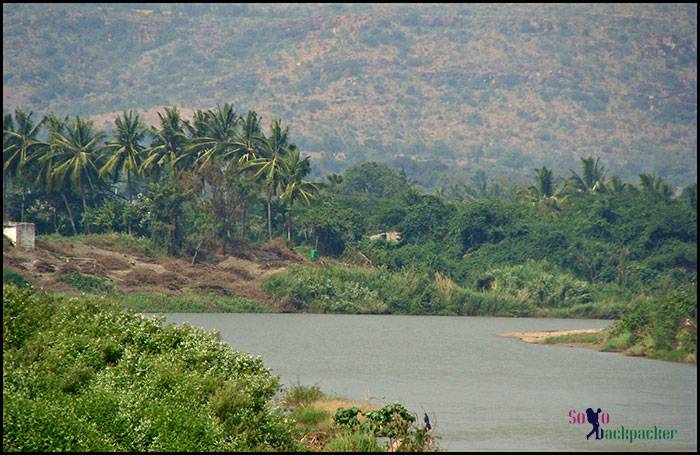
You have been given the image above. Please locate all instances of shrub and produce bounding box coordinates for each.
[58,272,114,294]
[283,383,326,407]
[3,268,32,289]
[2,285,299,452]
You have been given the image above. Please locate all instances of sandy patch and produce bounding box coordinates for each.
[498,328,605,344]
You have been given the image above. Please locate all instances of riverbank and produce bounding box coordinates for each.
[499,328,696,364]
[499,328,606,348]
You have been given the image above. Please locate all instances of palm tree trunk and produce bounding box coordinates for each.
[61,193,78,236]
[82,191,90,234]
[287,210,292,242]
[3,173,7,222]
[20,186,25,222]
[267,197,272,241]
[127,171,133,202]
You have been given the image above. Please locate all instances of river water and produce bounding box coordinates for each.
[149,313,697,451]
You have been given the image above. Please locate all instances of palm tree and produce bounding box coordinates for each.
[245,120,291,240]
[530,166,554,198]
[188,103,241,171]
[280,147,318,241]
[235,110,264,164]
[639,174,674,201]
[42,116,106,233]
[3,109,47,221]
[100,110,147,201]
[36,114,79,235]
[520,166,566,215]
[607,175,632,193]
[140,107,189,181]
[566,156,607,194]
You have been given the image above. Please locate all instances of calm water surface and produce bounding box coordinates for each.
[149,313,697,451]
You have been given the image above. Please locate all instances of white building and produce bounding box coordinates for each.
[3,222,36,250]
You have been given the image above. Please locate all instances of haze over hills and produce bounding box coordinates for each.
[3,3,697,187]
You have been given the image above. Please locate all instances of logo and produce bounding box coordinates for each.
[568,408,679,443]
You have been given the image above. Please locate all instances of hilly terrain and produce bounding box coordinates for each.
[2,3,697,187]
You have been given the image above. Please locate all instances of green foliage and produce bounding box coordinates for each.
[333,407,363,430]
[283,383,326,408]
[290,407,330,426]
[58,272,114,294]
[80,197,150,236]
[542,331,606,345]
[606,286,697,359]
[3,268,33,289]
[341,162,411,198]
[2,285,299,452]
[333,403,432,451]
[116,292,276,313]
[324,431,384,452]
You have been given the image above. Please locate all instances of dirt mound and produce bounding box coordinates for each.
[217,257,257,280]
[195,283,233,296]
[4,234,305,310]
[57,262,80,275]
[123,268,187,291]
[90,254,131,271]
[31,259,56,273]
[257,240,305,263]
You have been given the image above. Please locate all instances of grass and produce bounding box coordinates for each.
[112,292,276,313]
[290,407,330,427]
[541,331,607,345]
[50,288,276,313]
[600,331,633,351]
[324,431,384,452]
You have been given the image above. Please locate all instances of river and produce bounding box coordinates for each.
[148,313,697,451]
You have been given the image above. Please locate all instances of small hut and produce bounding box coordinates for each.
[3,222,36,250]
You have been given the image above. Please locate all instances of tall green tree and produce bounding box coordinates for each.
[280,147,318,241]
[141,107,189,180]
[3,109,46,221]
[188,103,240,171]
[42,116,106,233]
[639,173,674,201]
[566,156,607,194]
[38,114,79,235]
[100,110,147,201]
[246,120,291,240]
[235,110,264,164]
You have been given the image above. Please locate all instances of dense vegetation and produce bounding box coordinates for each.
[3,102,697,361]
[3,285,298,451]
[3,285,435,451]
[3,4,697,187]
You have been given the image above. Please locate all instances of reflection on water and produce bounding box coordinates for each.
[149,313,697,451]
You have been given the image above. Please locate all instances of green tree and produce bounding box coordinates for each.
[280,147,318,241]
[41,116,106,233]
[519,166,566,216]
[141,107,189,180]
[100,110,147,202]
[3,109,46,221]
[188,103,241,171]
[639,173,674,201]
[246,120,292,240]
[566,156,607,194]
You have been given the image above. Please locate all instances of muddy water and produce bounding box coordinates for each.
[151,313,697,451]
